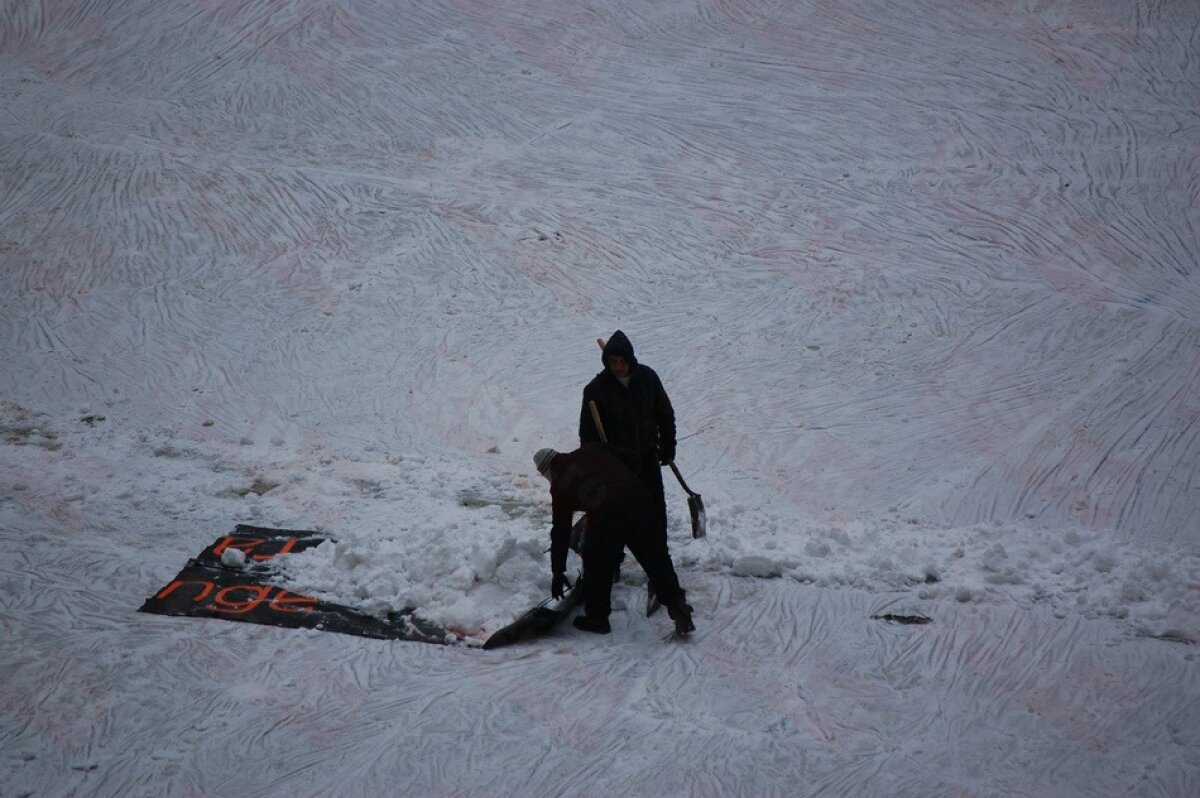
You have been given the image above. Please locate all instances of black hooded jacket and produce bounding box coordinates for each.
[579,331,676,459]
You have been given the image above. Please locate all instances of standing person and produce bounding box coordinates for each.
[579,331,676,548]
[533,444,694,636]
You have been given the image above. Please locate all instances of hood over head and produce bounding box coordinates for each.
[601,330,637,369]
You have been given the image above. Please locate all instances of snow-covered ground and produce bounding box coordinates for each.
[2,0,1198,795]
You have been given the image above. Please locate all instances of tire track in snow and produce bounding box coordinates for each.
[699,0,887,91]
[921,604,1162,759]
[450,0,633,94]
[917,318,1200,540]
[0,0,117,93]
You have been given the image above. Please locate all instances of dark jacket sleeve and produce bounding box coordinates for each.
[549,521,570,573]
[549,485,573,574]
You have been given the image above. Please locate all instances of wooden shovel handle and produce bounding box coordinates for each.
[590,339,609,442]
[588,400,608,443]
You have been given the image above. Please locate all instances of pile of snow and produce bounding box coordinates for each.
[3,397,1194,646]
[277,490,1199,644]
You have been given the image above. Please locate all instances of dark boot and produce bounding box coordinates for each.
[573,615,611,634]
[665,597,695,636]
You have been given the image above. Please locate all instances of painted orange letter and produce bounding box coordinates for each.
[213,584,273,614]
[268,590,318,613]
[155,579,215,603]
[212,536,266,557]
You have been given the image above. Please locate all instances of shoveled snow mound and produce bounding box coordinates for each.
[274,461,1200,643]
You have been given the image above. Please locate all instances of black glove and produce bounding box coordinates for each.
[551,572,572,600]
[658,441,676,465]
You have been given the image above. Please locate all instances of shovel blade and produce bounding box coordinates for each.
[688,495,706,538]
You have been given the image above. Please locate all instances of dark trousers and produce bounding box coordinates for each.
[635,452,667,543]
[582,485,683,620]
[614,453,667,571]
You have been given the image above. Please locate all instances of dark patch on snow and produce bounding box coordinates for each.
[1140,630,1194,646]
[243,476,279,496]
[871,613,933,625]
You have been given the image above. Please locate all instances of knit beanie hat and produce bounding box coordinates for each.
[533,448,558,477]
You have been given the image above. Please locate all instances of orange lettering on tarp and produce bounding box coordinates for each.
[156,579,215,602]
[209,585,318,615]
[252,537,298,561]
[268,590,318,613]
[212,584,273,614]
[211,536,265,557]
[211,535,301,561]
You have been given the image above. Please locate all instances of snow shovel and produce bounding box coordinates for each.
[482,571,585,649]
[668,462,706,539]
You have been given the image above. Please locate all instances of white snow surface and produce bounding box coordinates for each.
[2,0,1198,795]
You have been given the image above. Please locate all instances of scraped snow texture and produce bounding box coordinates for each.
[2,0,1198,795]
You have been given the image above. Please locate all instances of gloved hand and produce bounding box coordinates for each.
[658,441,676,465]
[551,572,572,600]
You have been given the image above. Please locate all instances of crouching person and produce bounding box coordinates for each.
[533,443,694,636]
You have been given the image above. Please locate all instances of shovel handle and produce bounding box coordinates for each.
[588,400,608,443]
[668,462,699,497]
[589,339,610,443]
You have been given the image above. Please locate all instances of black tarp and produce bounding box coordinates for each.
[139,524,450,644]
